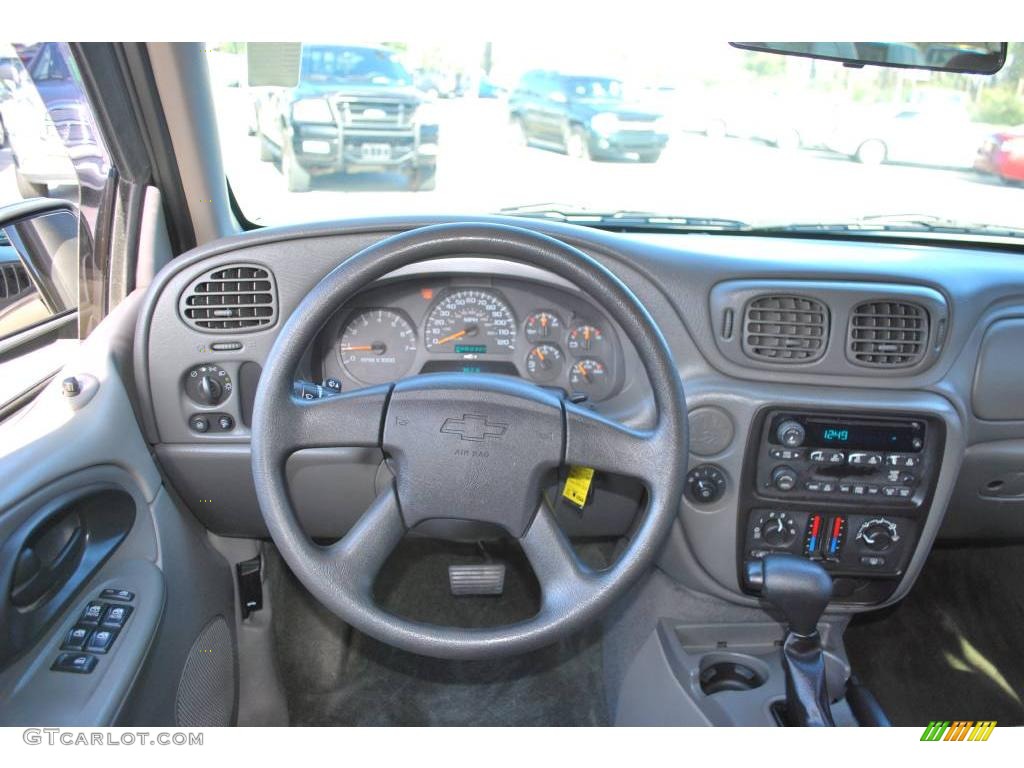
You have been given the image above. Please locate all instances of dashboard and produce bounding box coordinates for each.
[313,275,628,403]
[133,215,1024,614]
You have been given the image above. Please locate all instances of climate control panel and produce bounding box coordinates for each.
[745,509,917,578]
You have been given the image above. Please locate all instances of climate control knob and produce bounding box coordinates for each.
[856,518,900,552]
[776,419,806,448]
[771,465,799,492]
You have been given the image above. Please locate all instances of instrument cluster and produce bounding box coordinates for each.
[317,276,627,402]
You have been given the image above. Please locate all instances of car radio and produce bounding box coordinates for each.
[754,411,931,506]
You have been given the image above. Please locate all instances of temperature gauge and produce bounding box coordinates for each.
[567,323,608,357]
[568,358,613,401]
[525,311,562,341]
[526,344,564,383]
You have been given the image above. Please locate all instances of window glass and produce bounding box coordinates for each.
[0,41,112,406]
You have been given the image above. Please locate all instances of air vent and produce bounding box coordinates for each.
[179,264,277,332]
[848,300,929,368]
[742,295,828,363]
[0,263,32,301]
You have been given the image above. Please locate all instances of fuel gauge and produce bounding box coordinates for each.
[526,344,564,383]
[568,358,613,401]
[525,311,562,341]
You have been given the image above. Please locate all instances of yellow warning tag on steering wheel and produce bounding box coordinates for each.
[562,465,595,509]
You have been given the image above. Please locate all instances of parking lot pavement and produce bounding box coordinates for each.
[4,97,1022,233]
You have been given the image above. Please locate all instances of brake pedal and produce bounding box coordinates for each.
[448,563,505,596]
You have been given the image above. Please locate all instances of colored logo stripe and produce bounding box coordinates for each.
[920,720,996,741]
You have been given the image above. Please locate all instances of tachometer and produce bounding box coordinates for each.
[424,289,517,354]
[338,309,417,384]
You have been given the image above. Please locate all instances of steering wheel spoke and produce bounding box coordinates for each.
[278,383,391,453]
[315,484,406,597]
[520,501,600,611]
[563,400,660,483]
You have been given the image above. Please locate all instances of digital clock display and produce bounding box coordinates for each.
[799,418,924,452]
[822,428,850,442]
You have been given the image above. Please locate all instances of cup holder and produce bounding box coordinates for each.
[699,653,768,695]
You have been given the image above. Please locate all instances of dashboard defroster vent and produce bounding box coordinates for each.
[742,295,828,363]
[848,300,928,368]
[179,265,278,332]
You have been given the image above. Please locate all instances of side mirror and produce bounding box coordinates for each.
[0,199,89,340]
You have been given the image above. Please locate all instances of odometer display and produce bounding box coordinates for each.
[425,289,517,354]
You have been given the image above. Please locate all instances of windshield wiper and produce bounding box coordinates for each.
[755,213,1024,239]
[499,203,751,231]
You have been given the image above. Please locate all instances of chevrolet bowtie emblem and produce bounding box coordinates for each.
[440,414,508,442]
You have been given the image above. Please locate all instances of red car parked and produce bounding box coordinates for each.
[974,128,1024,184]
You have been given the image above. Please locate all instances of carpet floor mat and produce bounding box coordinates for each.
[267,538,609,726]
[844,543,1024,726]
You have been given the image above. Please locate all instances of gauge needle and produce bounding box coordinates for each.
[434,325,478,346]
[341,342,386,354]
[575,362,590,382]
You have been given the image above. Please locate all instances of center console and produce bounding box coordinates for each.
[740,408,945,605]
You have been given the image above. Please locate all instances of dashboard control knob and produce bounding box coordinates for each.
[197,375,222,405]
[758,511,798,547]
[686,464,727,503]
[856,518,900,552]
[776,420,806,448]
[771,465,799,492]
[185,364,232,406]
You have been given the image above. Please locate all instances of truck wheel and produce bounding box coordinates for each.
[281,142,311,192]
[566,126,591,160]
[15,169,48,199]
[407,164,437,191]
[855,139,887,166]
[258,128,274,162]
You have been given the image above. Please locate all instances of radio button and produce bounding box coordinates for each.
[770,448,804,461]
[866,485,880,495]
[805,481,822,492]
[885,454,919,468]
[848,452,883,466]
[810,449,845,464]
[838,483,852,494]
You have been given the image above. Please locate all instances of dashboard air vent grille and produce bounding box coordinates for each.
[180,265,277,332]
[743,295,828,363]
[848,300,928,367]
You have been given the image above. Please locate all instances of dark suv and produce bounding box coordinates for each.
[509,70,669,162]
[255,45,439,191]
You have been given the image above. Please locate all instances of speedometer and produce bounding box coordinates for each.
[424,289,517,354]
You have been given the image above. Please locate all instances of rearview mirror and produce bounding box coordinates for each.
[730,42,1007,75]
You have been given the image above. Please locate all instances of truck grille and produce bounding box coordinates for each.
[337,98,415,129]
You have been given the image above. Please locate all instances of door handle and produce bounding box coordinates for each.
[9,515,85,608]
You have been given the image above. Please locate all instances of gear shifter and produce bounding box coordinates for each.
[745,554,835,726]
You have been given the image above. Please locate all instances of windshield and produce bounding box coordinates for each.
[214,41,1024,235]
[300,46,411,85]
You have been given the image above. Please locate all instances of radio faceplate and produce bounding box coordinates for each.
[755,412,931,507]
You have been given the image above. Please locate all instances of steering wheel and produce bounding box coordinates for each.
[251,223,687,659]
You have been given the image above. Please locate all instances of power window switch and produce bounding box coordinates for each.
[52,652,98,674]
[100,588,134,602]
[61,625,91,651]
[79,601,107,626]
[85,629,117,654]
[101,604,132,629]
